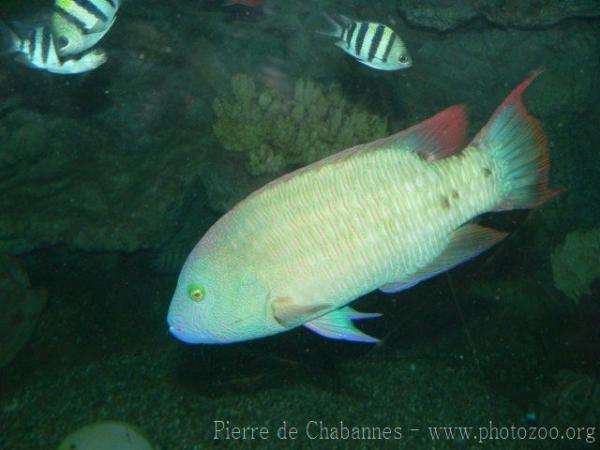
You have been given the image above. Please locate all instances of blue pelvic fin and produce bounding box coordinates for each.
[304,306,381,343]
[380,224,507,294]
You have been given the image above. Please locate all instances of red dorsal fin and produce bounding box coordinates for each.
[373,104,469,161]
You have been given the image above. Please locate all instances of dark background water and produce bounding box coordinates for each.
[0,1,598,449]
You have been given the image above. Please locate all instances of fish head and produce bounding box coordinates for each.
[167,245,271,344]
[51,14,86,56]
[51,10,116,57]
[388,41,412,70]
[54,28,110,57]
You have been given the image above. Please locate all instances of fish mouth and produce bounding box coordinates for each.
[167,314,193,342]
[167,315,220,344]
[168,322,205,344]
[168,324,193,343]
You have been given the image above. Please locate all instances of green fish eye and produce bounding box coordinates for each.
[188,284,206,302]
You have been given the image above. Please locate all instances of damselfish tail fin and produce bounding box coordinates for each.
[0,20,21,54]
[472,70,559,211]
[316,13,343,38]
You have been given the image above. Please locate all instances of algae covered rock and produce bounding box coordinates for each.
[551,228,600,302]
[0,254,46,367]
[57,421,154,450]
[397,0,600,31]
[213,74,388,175]
[0,107,207,255]
[539,370,599,428]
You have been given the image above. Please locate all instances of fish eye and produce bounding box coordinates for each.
[399,55,408,63]
[57,36,69,49]
[187,284,206,302]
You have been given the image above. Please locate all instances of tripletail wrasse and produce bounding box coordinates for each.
[167,71,557,344]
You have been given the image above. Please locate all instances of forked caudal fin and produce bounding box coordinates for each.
[0,21,21,54]
[316,13,348,38]
[316,13,343,38]
[472,69,559,210]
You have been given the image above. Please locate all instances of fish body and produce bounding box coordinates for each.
[51,0,120,56]
[167,72,555,344]
[7,23,107,74]
[320,15,411,71]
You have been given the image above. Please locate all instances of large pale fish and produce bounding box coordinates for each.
[167,72,556,344]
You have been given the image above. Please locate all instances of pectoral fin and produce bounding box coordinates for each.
[271,296,331,327]
[304,306,381,343]
[380,224,507,294]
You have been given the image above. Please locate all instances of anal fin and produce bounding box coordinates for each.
[380,224,507,294]
[304,306,381,343]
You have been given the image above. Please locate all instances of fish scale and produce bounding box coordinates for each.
[229,144,497,309]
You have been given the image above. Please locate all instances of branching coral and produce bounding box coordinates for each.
[213,74,388,175]
[551,227,600,302]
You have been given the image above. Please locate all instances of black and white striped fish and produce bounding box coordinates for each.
[5,23,107,74]
[320,15,411,71]
[51,0,121,57]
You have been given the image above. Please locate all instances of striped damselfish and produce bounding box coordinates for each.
[167,72,556,345]
[4,23,107,74]
[51,0,121,57]
[319,14,411,71]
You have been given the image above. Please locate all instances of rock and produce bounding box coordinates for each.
[397,0,600,31]
[56,421,154,450]
[398,0,479,31]
[539,370,599,427]
[0,59,211,254]
[479,0,600,28]
[402,23,597,124]
[0,255,46,367]
[551,227,600,302]
[201,148,267,213]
